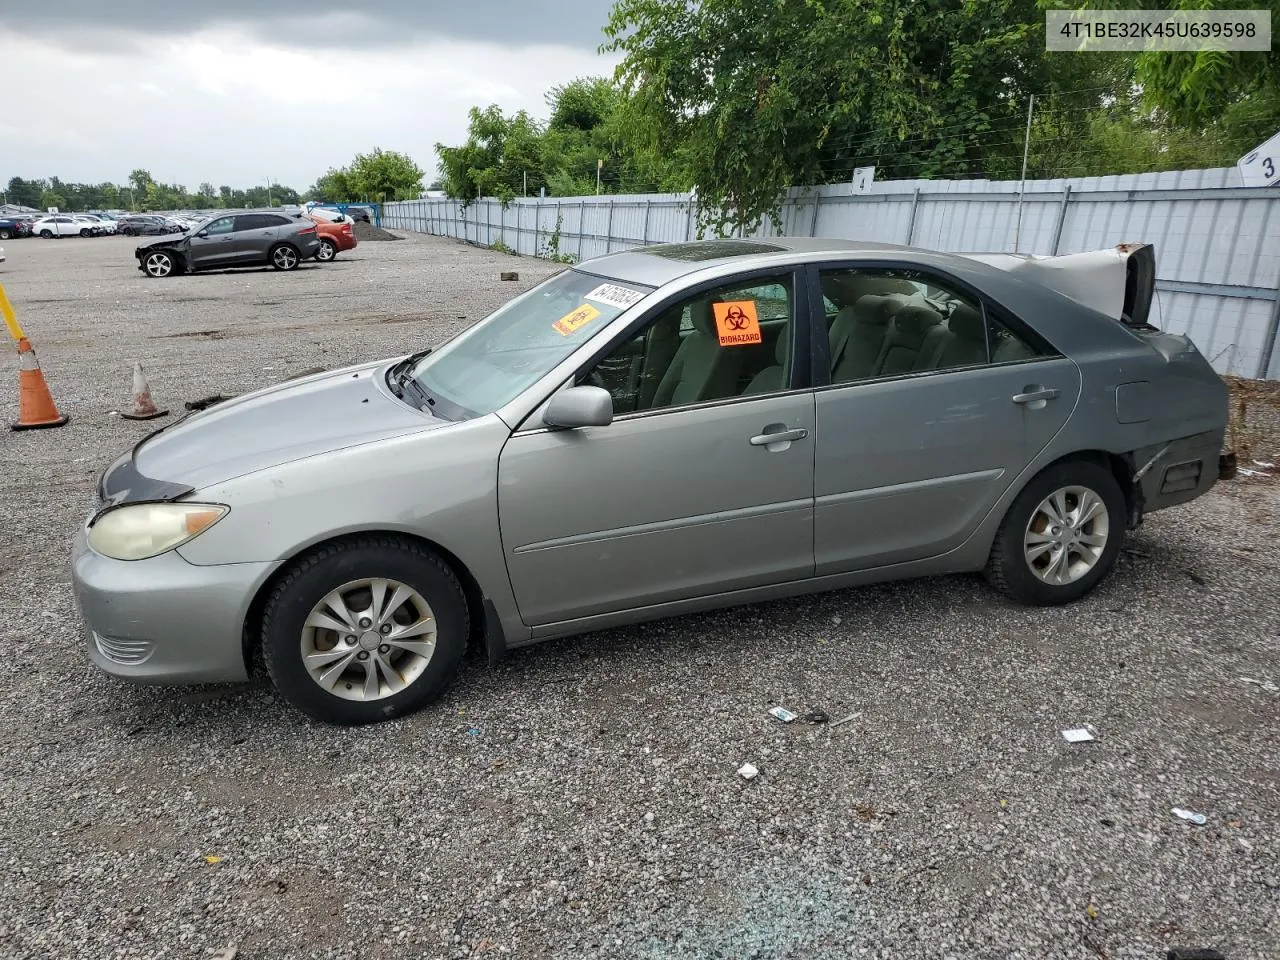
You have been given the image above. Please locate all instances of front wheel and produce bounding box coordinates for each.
[985,460,1126,606]
[315,238,337,262]
[142,250,178,278]
[261,537,469,725]
[270,243,300,271]
[80,228,91,237]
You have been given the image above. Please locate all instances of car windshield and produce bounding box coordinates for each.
[408,269,652,420]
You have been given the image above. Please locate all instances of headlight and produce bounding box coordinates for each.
[88,503,228,561]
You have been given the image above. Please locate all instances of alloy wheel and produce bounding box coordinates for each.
[300,577,438,702]
[1023,485,1110,585]
[144,253,173,277]
[273,246,299,270]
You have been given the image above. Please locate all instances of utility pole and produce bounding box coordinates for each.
[266,177,273,208]
[1012,93,1034,254]
[596,158,603,196]
[523,171,528,197]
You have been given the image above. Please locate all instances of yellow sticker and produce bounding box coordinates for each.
[203,855,223,864]
[712,301,762,347]
[552,303,601,336]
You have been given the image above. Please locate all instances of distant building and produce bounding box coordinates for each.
[0,203,40,217]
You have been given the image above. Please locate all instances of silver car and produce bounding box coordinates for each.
[73,238,1229,724]
[134,210,322,277]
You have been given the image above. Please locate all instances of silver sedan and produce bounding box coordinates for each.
[72,238,1229,724]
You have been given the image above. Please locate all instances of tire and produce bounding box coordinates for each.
[0,229,10,240]
[39,229,53,239]
[141,250,178,278]
[985,459,1125,606]
[79,228,91,237]
[315,238,337,262]
[261,537,469,725]
[270,243,301,271]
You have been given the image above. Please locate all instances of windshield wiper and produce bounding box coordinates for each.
[387,348,439,412]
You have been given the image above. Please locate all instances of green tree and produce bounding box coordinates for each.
[39,189,66,211]
[129,168,154,195]
[348,148,425,202]
[1048,0,1280,135]
[310,166,356,202]
[97,182,120,209]
[604,0,1062,233]
[6,177,44,208]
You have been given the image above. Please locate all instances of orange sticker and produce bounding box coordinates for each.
[552,303,601,336]
[713,301,762,347]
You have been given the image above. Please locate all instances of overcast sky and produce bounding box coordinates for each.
[2,0,621,191]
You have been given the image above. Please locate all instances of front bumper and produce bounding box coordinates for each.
[72,527,276,684]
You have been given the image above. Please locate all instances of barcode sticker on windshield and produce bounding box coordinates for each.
[585,283,645,310]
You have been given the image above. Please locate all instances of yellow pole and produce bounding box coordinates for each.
[0,281,26,342]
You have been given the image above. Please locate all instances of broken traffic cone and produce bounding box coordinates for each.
[120,362,169,420]
[12,337,69,431]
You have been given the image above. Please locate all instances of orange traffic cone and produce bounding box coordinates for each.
[120,362,169,420]
[11,337,69,431]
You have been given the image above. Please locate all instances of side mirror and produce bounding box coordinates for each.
[543,385,613,429]
[196,230,208,238]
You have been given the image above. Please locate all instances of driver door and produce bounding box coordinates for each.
[187,216,239,269]
[497,269,817,628]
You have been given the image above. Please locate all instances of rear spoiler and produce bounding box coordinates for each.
[959,243,1156,328]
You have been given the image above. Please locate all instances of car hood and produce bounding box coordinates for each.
[135,234,185,250]
[117,361,447,494]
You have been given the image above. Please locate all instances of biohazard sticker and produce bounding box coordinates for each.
[552,303,601,336]
[585,283,645,310]
[712,301,763,347]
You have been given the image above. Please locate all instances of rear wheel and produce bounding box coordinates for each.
[39,229,53,239]
[261,537,469,725]
[985,460,1125,606]
[315,238,337,262]
[142,250,178,278]
[270,243,300,271]
[0,229,10,240]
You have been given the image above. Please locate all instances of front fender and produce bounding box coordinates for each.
[175,413,528,643]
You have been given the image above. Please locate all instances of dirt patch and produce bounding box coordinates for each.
[162,329,228,340]
[1225,376,1280,478]
[354,222,402,242]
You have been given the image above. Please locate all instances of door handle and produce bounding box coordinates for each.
[750,426,808,446]
[1012,387,1060,405]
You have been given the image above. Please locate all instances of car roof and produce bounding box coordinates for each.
[580,237,990,288]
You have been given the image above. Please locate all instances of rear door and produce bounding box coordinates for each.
[807,262,1081,575]
[233,213,288,264]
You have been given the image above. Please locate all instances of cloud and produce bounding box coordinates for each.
[5,0,619,51]
[0,8,624,192]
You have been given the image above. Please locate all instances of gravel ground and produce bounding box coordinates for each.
[1,234,1277,960]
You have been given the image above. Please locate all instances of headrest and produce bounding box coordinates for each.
[949,303,984,341]
[689,300,717,336]
[824,273,918,304]
[892,304,942,341]
[850,294,896,327]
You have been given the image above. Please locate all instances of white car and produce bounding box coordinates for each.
[76,215,116,235]
[32,215,94,238]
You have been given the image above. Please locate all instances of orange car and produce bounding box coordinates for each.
[306,212,358,262]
